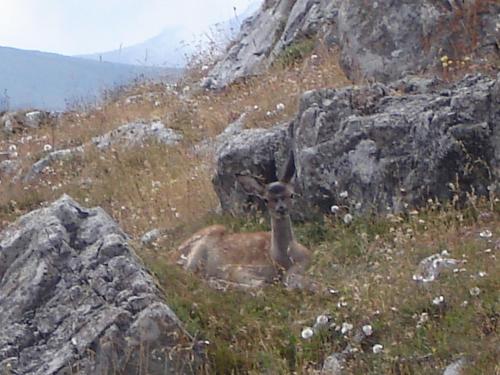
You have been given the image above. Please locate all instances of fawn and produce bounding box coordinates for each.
[178,153,315,290]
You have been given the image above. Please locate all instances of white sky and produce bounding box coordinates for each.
[0,0,258,55]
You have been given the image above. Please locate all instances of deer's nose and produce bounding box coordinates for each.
[276,205,287,215]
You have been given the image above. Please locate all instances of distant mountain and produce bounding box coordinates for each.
[80,0,263,68]
[80,26,188,68]
[0,46,180,111]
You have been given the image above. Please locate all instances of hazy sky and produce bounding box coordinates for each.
[0,0,259,55]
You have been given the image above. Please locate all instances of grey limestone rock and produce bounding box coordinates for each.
[213,122,291,213]
[213,74,499,216]
[207,0,341,88]
[338,0,499,82]
[412,252,460,284]
[0,195,200,374]
[443,357,468,375]
[92,121,182,150]
[23,147,85,182]
[207,0,499,87]
[0,110,52,133]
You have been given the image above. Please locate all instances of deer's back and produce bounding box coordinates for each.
[179,225,278,284]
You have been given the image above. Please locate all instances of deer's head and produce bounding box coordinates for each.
[236,151,296,218]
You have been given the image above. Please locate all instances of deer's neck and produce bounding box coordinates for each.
[270,215,294,269]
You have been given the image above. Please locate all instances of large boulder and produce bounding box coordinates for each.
[0,195,200,374]
[213,123,291,213]
[337,0,499,82]
[213,74,499,215]
[207,0,499,86]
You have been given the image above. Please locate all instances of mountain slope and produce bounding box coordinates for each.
[0,46,180,111]
[79,0,263,67]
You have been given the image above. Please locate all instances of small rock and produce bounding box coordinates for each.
[413,253,460,283]
[24,111,47,128]
[24,146,84,181]
[321,353,346,375]
[92,121,182,150]
[443,357,467,375]
[140,228,162,245]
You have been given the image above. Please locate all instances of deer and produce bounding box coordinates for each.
[177,153,316,291]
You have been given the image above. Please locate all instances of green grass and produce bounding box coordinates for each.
[142,200,499,374]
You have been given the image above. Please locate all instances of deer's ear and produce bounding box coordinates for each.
[236,174,266,199]
[280,151,296,184]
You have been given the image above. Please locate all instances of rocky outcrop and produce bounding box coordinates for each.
[1,110,53,133]
[0,195,200,374]
[207,0,499,86]
[206,0,341,88]
[92,121,182,150]
[17,121,181,183]
[337,0,499,82]
[213,74,499,216]
[23,147,85,181]
[213,122,291,213]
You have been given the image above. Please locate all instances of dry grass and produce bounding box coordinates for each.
[0,45,349,235]
[0,44,498,374]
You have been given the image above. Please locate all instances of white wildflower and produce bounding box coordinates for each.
[372,344,384,354]
[314,315,330,332]
[43,144,53,152]
[469,287,481,297]
[341,322,353,334]
[8,144,16,152]
[316,314,329,326]
[441,250,450,257]
[479,230,492,238]
[432,295,445,305]
[301,327,314,339]
[339,191,349,198]
[417,312,429,328]
[276,103,285,112]
[362,324,373,336]
[478,271,487,278]
[343,213,353,225]
[330,205,340,214]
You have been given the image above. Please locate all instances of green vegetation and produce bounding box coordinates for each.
[143,201,499,374]
[275,38,317,67]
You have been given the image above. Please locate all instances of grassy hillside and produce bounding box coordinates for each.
[0,45,498,374]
